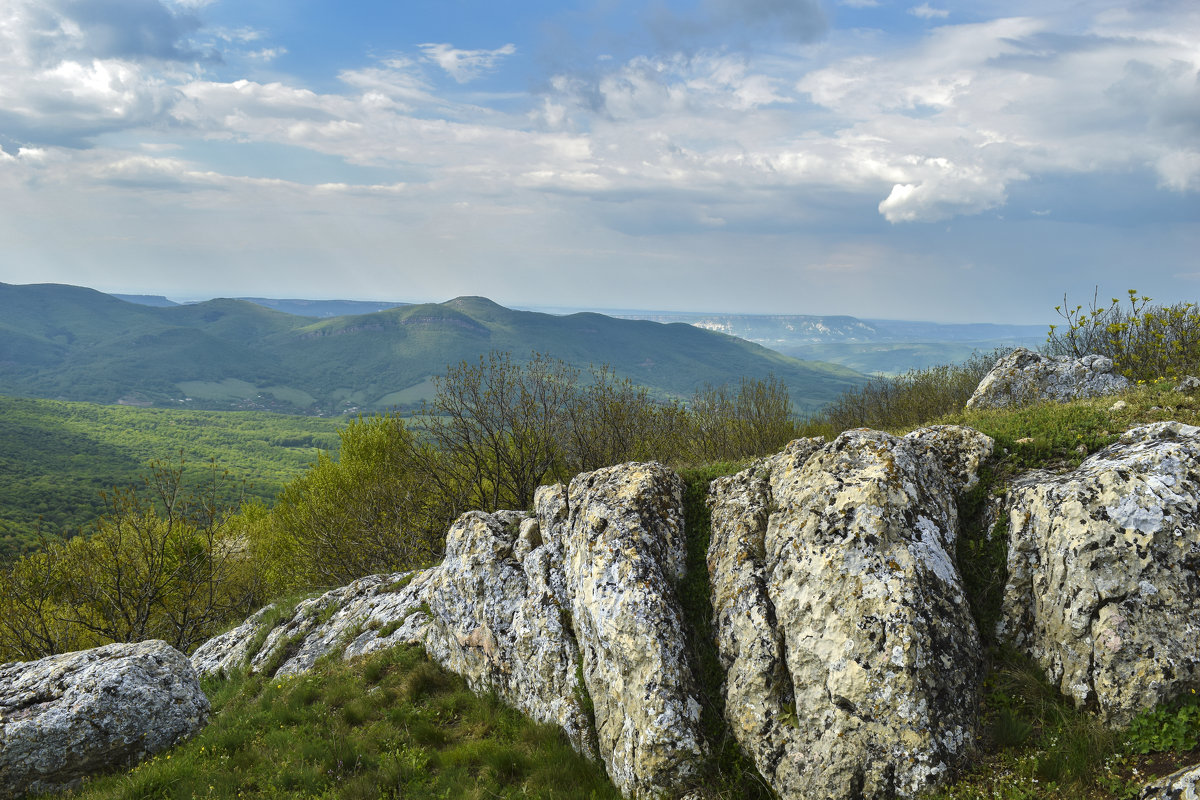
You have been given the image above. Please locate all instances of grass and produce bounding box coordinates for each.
[56,645,620,800]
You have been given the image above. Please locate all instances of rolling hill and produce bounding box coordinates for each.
[0,283,868,415]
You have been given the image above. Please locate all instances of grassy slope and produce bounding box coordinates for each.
[0,285,868,414]
[0,396,342,562]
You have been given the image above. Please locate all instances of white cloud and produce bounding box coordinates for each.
[908,4,950,19]
[419,43,516,83]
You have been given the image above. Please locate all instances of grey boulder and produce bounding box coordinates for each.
[1000,421,1200,724]
[707,426,993,800]
[0,640,209,799]
[966,347,1129,409]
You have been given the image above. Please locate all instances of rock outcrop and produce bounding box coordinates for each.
[966,347,1129,409]
[708,426,994,800]
[1139,762,1200,799]
[1000,421,1200,724]
[0,640,209,799]
[191,461,705,798]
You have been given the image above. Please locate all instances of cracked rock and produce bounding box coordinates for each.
[1,641,209,799]
[708,427,992,800]
[1000,421,1200,724]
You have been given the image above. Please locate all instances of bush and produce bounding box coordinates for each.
[804,349,1003,435]
[1045,288,1200,381]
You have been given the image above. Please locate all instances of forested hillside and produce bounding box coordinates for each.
[0,396,341,561]
[0,283,867,414]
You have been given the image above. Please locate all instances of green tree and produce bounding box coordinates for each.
[0,456,259,661]
[423,352,576,511]
[260,414,456,590]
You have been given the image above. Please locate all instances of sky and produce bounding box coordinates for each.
[0,0,1197,323]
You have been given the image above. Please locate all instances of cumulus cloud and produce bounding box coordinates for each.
[419,43,516,83]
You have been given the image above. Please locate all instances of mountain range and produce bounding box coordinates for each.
[618,313,1046,375]
[0,283,867,415]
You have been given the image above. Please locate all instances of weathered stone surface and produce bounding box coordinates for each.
[1139,762,1200,799]
[0,641,209,799]
[966,347,1130,409]
[192,461,705,798]
[1000,421,1200,725]
[708,426,993,800]
[539,463,707,797]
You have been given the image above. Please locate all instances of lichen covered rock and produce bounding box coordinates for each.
[966,347,1129,409]
[539,463,707,797]
[1139,761,1200,799]
[1000,421,1200,724]
[191,461,705,798]
[1,641,209,799]
[708,426,993,800]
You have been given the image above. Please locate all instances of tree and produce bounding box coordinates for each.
[262,413,456,589]
[423,352,576,511]
[0,455,259,661]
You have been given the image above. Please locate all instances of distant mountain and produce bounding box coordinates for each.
[619,312,1045,374]
[0,283,868,415]
[236,298,409,317]
[112,294,180,307]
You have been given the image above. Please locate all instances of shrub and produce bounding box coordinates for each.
[803,349,1003,434]
[1045,288,1200,381]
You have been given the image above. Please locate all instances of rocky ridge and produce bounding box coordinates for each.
[15,347,1200,799]
[191,461,706,798]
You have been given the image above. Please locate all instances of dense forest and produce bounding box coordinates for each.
[0,396,342,562]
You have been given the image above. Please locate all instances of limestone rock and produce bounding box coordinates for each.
[1139,762,1200,799]
[1,641,209,799]
[708,427,993,800]
[192,461,705,798]
[539,462,707,797]
[1000,421,1200,724]
[966,347,1130,409]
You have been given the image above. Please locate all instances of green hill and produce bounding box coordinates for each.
[0,284,868,415]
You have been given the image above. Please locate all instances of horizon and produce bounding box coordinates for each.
[1,1,1196,324]
[81,281,1049,327]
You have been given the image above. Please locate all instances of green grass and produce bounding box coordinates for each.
[55,646,620,800]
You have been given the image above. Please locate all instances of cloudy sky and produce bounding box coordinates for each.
[0,0,1197,322]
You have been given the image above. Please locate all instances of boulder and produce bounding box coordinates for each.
[966,347,1129,409]
[0,640,209,799]
[540,463,706,797]
[1000,421,1200,724]
[191,461,705,799]
[708,426,993,800]
[1139,762,1200,799]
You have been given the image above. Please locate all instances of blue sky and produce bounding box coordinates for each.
[0,0,1197,322]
